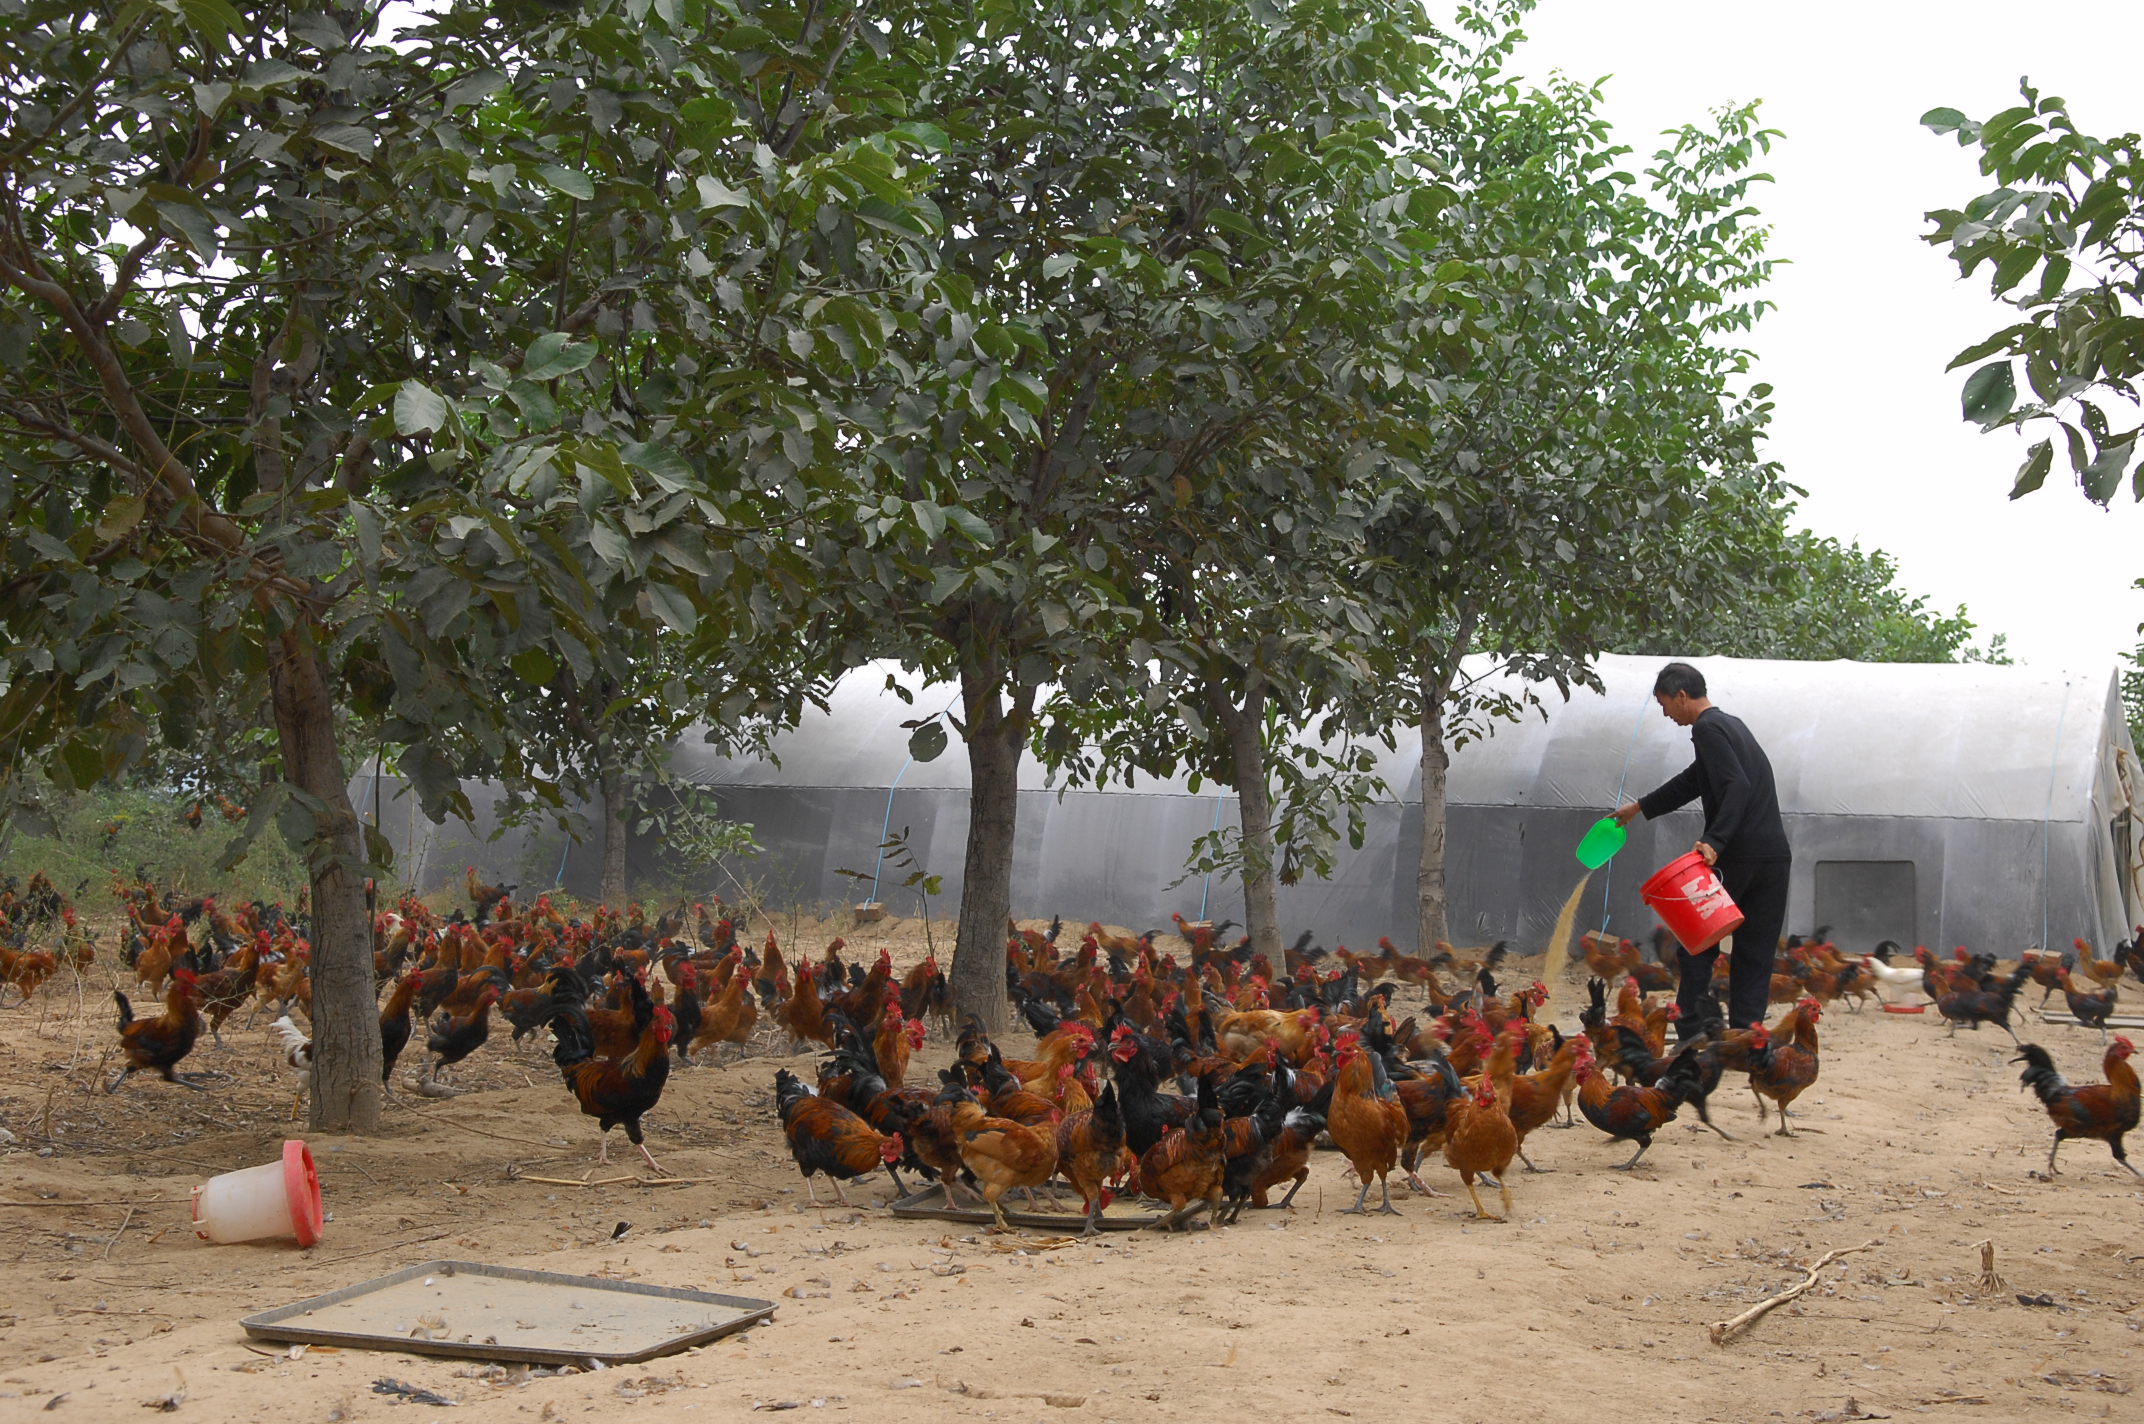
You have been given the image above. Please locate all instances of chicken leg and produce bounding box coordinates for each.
[1148,1198,1212,1232]
[1614,1137,1653,1170]
[1772,1103,1795,1138]
[1339,1179,1374,1215]
[1461,1178,1504,1222]
[1692,1099,1735,1140]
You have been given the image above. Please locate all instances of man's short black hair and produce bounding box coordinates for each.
[1654,662,1706,700]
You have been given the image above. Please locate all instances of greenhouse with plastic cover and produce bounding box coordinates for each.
[363,654,2144,957]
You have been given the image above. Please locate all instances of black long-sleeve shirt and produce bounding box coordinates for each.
[1636,708,1790,864]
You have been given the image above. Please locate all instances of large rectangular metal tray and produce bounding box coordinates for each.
[240,1260,775,1366]
[889,1183,1165,1230]
[2035,1009,2144,1029]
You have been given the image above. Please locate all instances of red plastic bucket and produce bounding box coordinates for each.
[1640,851,1745,953]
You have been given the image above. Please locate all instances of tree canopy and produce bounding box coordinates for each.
[1615,527,2006,665]
[0,0,1917,1082]
[0,0,945,1123]
[1924,83,2143,503]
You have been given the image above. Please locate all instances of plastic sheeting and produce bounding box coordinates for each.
[361,654,2140,956]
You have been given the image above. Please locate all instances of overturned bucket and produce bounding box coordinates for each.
[1640,851,1744,953]
[193,1139,323,1246]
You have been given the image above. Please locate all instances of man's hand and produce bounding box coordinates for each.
[1694,840,1718,866]
[1612,802,1641,827]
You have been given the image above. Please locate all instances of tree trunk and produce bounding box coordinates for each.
[949,668,1028,1033]
[1415,678,1452,954]
[1413,606,1479,955]
[1211,677,1281,961]
[599,761,628,905]
[271,628,382,1134]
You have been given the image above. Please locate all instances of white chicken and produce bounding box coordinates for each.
[269,1015,312,1121]
[1862,942,1925,1002]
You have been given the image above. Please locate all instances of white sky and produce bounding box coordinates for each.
[1499,1,2144,672]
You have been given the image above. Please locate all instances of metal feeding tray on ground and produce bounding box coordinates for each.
[240,1260,775,1366]
[2036,1009,2144,1030]
[889,1183,1166,1230]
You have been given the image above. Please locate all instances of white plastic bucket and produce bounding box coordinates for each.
[192,1139,324,1245]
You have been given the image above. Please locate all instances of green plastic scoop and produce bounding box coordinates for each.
[1575,815,1627,870]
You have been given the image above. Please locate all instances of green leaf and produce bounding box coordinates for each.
[646,582,699,633]
[176,0,244,51]
[2009,439,2052,499]
[1959,362,2015,428]
[310,123,376,158]
[945,508,994,544]
[621,440,693,492]
[166,303,192,368]
[1919,107,1969,134]
[538,165,596,201]
[393,381,450,436]
[510,647,557,684]
[443,70,506,112]
[893,120,950,152]
[587,520,633,567]
[911,499,946,541]
[907,720,948,762]
[142,186,219,259]
[2083,437,2135,506]
[696,176,748,210]
[522,333,596,381]
[96,494,146,541]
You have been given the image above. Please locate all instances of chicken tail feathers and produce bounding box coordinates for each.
[773,1066,815,1122]
[270,1015,312,1066]
[550,1008,596,1073]
[1660,1041,1711,1106]
[114,990,134,1031]
[2012,1042,2068,1104]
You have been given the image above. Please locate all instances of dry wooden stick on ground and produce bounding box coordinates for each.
[1709,1239,1880,1345]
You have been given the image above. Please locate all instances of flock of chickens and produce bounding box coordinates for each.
[2,867,2139,1231]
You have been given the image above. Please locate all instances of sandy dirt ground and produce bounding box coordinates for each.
[2,914,2140,1424]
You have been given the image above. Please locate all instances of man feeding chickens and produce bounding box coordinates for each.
[1612,662,1790,1035]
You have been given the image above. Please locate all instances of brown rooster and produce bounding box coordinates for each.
[1057,1083,1135,1235]
[1442,1027,1521,1221]
[1135,1076,1227,1231]
[775,1067,905,1206]
[950,1097,1058,1230]
[1327,1031,1408,1215]
[108,970,204,1092]
[1751,998,1822,1136]
[552,991,673,1172]
[2014,1037,2140,1177]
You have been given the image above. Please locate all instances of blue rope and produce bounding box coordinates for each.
[1598,691,1653,934]
[2040,679,2072,952]
[1197,789,1228,920]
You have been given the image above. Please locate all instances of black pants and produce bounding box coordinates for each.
[1675,857,1791,1033]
